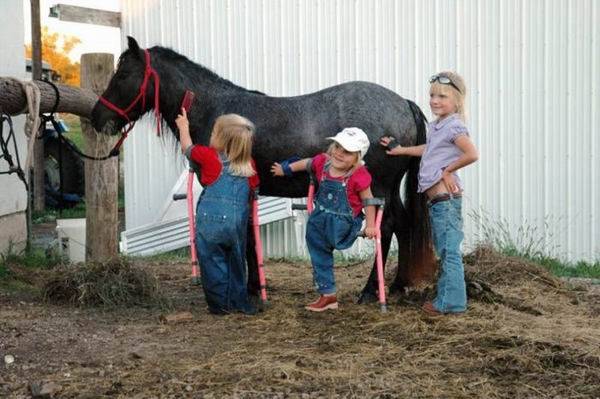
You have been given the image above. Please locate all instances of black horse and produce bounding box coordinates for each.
[91,37,435,303]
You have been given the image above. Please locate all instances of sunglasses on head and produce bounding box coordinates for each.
[430,75,462,94]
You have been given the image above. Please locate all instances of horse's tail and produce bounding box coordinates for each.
[404,99,436,284]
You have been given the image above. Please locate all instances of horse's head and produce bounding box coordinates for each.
[91,37,159,134]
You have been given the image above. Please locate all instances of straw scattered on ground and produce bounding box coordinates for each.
[1,247,599,398]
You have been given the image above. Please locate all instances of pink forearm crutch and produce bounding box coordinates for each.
[361,198,387,312]
[173,164,200,285]
[291,168,316,214]
[372,199,387,313]
[251,191,268,303]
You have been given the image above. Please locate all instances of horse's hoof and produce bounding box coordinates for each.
[389,282,408,296]
[357,291,378,305]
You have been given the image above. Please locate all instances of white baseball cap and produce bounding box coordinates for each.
[327,127,370,158]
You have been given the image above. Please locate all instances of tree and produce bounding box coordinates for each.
[25,26,81,86]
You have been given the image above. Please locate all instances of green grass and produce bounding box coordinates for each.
[1,246,65,270]
[0,245,66,290]
[33,202,87,223]
[135,247,191,263]
[501,248,600,279]
[61,114,84,150]
[470,210,600,280]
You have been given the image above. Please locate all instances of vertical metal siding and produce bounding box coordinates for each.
[121,0,600,262]
[0,0,27,218]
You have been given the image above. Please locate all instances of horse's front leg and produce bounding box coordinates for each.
[357,205,395,304]
[389,211,411,294]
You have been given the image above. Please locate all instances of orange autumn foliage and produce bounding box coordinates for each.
[25,26,81,86]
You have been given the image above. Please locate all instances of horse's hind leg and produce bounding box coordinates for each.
[357,204,395,304]
[389,202,411,294]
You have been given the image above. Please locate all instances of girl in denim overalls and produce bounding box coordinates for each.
[272,128,377,312]
[176,111,259,315]
[381,72,479,315]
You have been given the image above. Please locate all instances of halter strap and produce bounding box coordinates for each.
[98,49,162,137]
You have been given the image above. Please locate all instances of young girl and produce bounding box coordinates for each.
[381,71,478,315]
[271,127,377,312]
[175,110,259,315]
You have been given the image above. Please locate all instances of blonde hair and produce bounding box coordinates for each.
[326,142,363,173]
[210,114,256,177]
[430,71,467,121]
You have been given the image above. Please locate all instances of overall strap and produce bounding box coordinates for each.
[322,159,354,185]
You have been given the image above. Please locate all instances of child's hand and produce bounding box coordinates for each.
[380,136,404,155]
[441,169,460,193]
[380,136,394,147]
[271,162,284,176]
[363,226,377,239]
[175,108,189,132]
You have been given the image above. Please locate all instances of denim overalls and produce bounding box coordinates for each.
[306,163,364,295]
[195,154,255,315]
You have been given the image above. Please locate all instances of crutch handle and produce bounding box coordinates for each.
[173,193,187,201]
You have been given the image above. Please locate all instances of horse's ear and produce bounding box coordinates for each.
[127,36,141,52]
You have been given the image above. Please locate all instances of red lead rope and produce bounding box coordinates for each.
[98,49,162,155]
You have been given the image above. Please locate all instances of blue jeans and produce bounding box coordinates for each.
[429,197,467,313]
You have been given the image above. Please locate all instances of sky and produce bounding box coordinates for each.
[23,0,122,63]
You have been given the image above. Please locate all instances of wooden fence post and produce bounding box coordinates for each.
[30,0,45,212]
[80,53,118,262]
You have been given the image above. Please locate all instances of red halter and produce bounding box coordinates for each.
[99,49,162,143]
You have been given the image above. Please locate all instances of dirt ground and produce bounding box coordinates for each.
[1,249,600,398]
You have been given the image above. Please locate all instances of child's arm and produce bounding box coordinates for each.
[359,187,377,239]
[175,108,192,154]
[441,135,479,193]
[380,136,425,157]
[271,158,311,176]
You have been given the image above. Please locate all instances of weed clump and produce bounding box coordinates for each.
[43,258,170,308]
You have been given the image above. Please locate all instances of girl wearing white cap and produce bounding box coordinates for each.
[271,127,376,312]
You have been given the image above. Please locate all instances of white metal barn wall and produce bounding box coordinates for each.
[120,0,600,262]
[0,0,28,253]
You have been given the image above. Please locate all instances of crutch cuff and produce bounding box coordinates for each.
[362,198,385,207]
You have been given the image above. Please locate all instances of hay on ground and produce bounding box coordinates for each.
[42,258,169,308]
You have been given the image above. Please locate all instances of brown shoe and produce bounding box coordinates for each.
[421,301,443,316]
[305,295,338,312]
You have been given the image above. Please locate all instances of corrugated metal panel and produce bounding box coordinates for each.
[0,0,28,218]
[121,0,600,262]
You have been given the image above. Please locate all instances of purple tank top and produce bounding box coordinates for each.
[418,114,469,193]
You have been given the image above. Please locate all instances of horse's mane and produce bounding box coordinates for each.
[148,46,265,95]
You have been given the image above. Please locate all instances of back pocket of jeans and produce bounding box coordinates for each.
[197,213,231,243]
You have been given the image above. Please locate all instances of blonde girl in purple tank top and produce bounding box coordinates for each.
[380,71,478,315]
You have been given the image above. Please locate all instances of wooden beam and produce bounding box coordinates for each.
[80,53,119,262]
[0,78,97,119]
[49,4,121,28]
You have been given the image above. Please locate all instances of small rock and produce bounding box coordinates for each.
[159,311,194,324]
[185,385,193,392]
[30,381,62,398]
[4,355,14,365]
